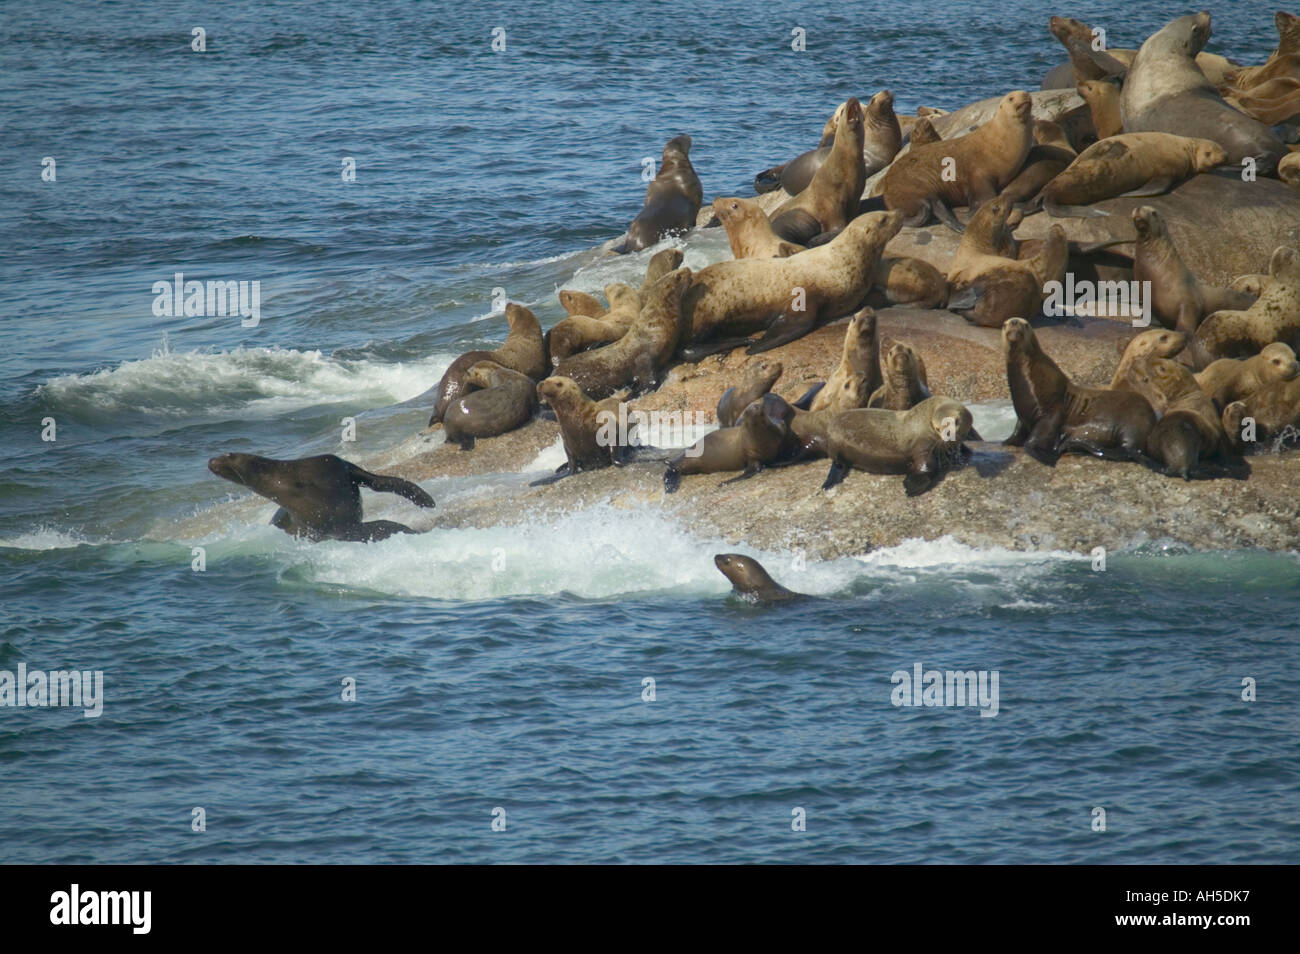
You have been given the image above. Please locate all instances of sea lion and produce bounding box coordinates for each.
[1048,16,1133,84]
[998,120,1078,206]
[1194,342,1300,407]
[1002,317,1156,463]
[1127,206,1258,337]
[664,393,795,492]
[558,289,606,318]
[638,247,686,302]
[908,117,941,146]
[1234,376,1300,445]
[680,210,903,357]
[868,341,931,411]
[442,360,539,450]
[1227,12,1300,90]
[754,104,840,196]
[532,376,635,484]
[1192,246,1300,366]
[771,97,868,245]
[547,283,640,362]
[428,303,548,425]
[1224,85,1300,126]
[946,196,1068,327]
[621,134,703,253]
[714,553,806,603]
[1124,356,1245,478]
[791,395,975,495]
[713,196,804,259]
[1076,79,1123,139]
[207,453,435,542]
[1280,151,1300,186]
[870,90,1034,227]
[1109,328,1187,389]
[810,309,881,413]
[869,256,949,309]
[553,267,692,398]
[858,90,904,180]
[1120,12,1285,173]
[717,358,784,427]
[1039,133,1227,217]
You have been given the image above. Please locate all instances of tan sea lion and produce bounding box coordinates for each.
[1227,12,1300,90]
[1280,151,1300,186]
[1076,79,1123,139]
[442,361,539,450]
[809,309,881,413]
[1121,12,1285,173]
[1223,87,1300,126]
[664,393,795,492]
[680,210,903,357]
[532,377,633,484]
[207,453,435,542]
[714,553,807,603]
[713,196,804,259]
[1234,376,1300,445]
[870,90,1034,227]
[428,303,547,425]
[870,256,949,309]
[1195,343,1300,407]
[638,247,686,302]
[791,395,975,495]
[553,267,692,398]
[1041,16,1238,89]
[1002,317,1156,463]
[717,358,784,427]
[1110,328,1187,390]
[998,120,1078,206]
[1039,133,1227,217]
[1125,356,1245,478]
[559,289,605,317]
[621,134,703,253]
[1192,247,1300,366]
[908,117,941,146]
[547,283,640,362]
[867,341,931,411]
[771,97,868,244]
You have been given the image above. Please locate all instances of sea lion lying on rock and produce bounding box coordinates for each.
[664,393,797,492]
[1125,356,1248,479]
[1195,343,1300,408]
[1192,246,1300,367]
[442,361,539,450]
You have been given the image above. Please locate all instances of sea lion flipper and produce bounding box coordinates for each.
[679,338,752,363]
[350,467,436,509]
[805,228,843,248]
[747,312,815,354]
[1120,176,1174,198]
[946,285,980,313]
[821,457,849,490]
[529,465,571,487]
[791,382,825,410]
[754,164,786,194]
[354,520,419,542]
[770,209,824,246]
[663,465,682,494]
[720,462,763,485]
[932,199,967,235]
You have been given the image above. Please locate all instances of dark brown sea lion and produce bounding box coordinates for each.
[809,309,880,413]
[531,376,632,484]
[1192,246,1300,366]
[754,105,839,195]
[1125,356,1246,478]
[1195,343,1300,407]
[664,393,795,492]
[428,303,547,425]
[1002,317,1156,463]
[207,453,435,542]
[442,360,539,450]
[1121,12,1285,173]
[867,341,931,411]
[790,395,975,495]
[714,553,806,603]
[717,358,783,427]
[771,97,868,245]
[1110,328,1187,390]
[621,134,703,253]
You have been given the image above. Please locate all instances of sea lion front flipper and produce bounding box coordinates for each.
[821,457,850,490]
[747,311,816,354]
[966,426,984,442]
[805,228,843,248]
[932,199,967,235]
[720,462,764,485]
[946,285,980,313]
[350,466,436,509]
[1003,418,1030,447]
[663,465,682,494]
[791,382,825,410]
[353,519,420,542]
[270,507,294,532]
[770,208,824,246]
[754,164,786,194]
[1073,237,1134,257]
[678,338,753,363]
[1120,176,1174,198]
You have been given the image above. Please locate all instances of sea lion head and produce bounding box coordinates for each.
[1127,356,1197,409]
[713,196,760,229]
[925,398,974,443]
[1222,401,1248,444]
[1166,12,1212,57]
[208,452,270,488]
[1002,317,1036,355]
[537,375,585,411]
[504,303,541,339]
[1048,16,1089,43]
[866,89,895,124]
[463,360,509,391]
[757,392,796,427]
[1260,343,1300,382]
[848,307,876,342]
[558,288,601,316]
[1192,139,1229,172]
[839,97,864,140]
[714,553,784,600]
[909,117,940,146]
[883,341,918,378]
[1268,245,1300,282]
[1132,205,1167,240]
[845,209,904,244]
[1121,327,1187,360]
[999,90,1033,126]
[664,135,692,161]
[1279,11,1300,47]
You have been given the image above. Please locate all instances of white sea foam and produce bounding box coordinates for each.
[0,528,97,551]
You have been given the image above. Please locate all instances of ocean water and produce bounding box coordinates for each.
[1,0,1297,864]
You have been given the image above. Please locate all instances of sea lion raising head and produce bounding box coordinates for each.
[714,553,806,603]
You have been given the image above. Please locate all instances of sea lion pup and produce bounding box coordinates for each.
[717,358,784,427]
[428,303,547,425]
[907,117,941,147]
[553,267,692,398]
[1038,133,1227,218]
[1124,356,1247,479]
[713,197,804,259]
[869,90,1034,229]
[1109,328,1187,390]
[1002,317,1156,464]
[790,396,975,495]
[1076,79,1123,140]
[809,309,881,412]
[679,210,903,358]
[754,104,840,196]
[207,453,435,542]
[442,361,539,450]
[998,120,1078,207]
[1195,343,1300,407]
[664,394,795,493]
[714,553,806,603]
[771,97,868,245]
[1227,11,1300,91]
[620,134,703,253]
[531,376,641,485]
[1121,12,1286,173]
[1192,247,1300,366]
[868,341,931,411]
[1280,150,1300,186]
[945,196,1068,328]
[547,283,640,363]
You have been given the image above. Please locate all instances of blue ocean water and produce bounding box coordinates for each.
[1,0,1297,863]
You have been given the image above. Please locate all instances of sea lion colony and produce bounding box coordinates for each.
[211,11,1300,546]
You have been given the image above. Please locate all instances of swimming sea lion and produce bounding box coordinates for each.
[1125,356,1245,478]
[1195,342,1300,407]
[868,341,931,411]
[442,360,539,450]
[680,210,903,357]
[791,395,975,495]
[1192,246,1300,366]
[1076,79,1123,139]
[553,266,692,398]
[717,358,784,427]
[809,309,881,412]
[1109,328,1187,390]
[1039,133,1227,217]
[664,393,795,492]
[714,553,806,603]
[771,97,868,245]
[428,303,547,425]
[1002,317,1156,463]
[1121,12,1285,173]
[870,90,1034,228]
[621,134,703,253]
[713,197,804,259]
[207,453,435,542]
